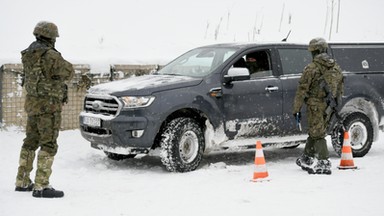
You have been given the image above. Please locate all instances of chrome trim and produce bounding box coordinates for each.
[84,94,123,116]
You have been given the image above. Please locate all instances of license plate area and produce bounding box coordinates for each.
[83,116,101,127]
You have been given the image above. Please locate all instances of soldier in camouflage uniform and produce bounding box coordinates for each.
[293,38,344,175]
[15,21,74,198]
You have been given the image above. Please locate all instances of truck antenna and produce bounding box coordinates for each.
[282,30,291,42]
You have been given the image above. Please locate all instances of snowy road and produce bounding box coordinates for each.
[0,129,383,216]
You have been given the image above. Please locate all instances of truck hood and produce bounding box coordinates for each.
[88,74,203,96]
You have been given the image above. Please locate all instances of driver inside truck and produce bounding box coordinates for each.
[246,52,263,74]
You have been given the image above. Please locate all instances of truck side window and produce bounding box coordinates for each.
[231,50,272,79]
[331,46,384,72]
[278,49,312,75]
[233,57,246,68]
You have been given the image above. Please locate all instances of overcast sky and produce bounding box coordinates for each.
[1,0,383,71]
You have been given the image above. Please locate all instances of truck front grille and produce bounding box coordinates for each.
[84,95,121,116]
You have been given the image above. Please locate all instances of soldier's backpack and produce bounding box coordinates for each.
[21,46,49,97]
[321,65,343,100]
[322,64,344,134]
[313,53,344,105]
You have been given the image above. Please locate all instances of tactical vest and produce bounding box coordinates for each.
[21,46,65,100]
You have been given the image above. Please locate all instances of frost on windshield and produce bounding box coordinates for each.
[158,47,237,77]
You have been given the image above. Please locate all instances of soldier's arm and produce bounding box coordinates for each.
[292,65,313,113]
[42,49,74,81]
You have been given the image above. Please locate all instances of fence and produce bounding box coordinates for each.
[0,63,159,130]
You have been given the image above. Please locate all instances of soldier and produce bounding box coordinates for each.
[15,21,74,198]
[292,38,344,175]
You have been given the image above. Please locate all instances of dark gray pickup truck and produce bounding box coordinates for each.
[80,42,384,172]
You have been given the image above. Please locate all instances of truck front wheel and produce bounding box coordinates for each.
[331,112,373,157]
[160,117,205,172]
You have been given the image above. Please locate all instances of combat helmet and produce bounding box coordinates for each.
[308,37,328,53]
[33,21,59,39]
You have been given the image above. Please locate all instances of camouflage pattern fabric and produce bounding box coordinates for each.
[15,148,35,188]
[15,38,73,189]
[293,53,343,159]
[21,41,74,111]
[34,150,55,190]
[77,74,92,91]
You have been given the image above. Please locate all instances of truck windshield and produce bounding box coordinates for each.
[157,47,238,77]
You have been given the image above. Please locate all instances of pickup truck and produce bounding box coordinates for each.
[79,42,384,172]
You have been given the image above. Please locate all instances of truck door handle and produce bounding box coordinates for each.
[265,86,279,92]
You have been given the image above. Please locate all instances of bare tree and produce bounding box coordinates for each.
[326,0,342,40]
[279,3,285,32]
[227,10,231,31]
[336,0,341,33]
[324,3,330,35]
[329,0,335,40]
[214,17,223,41]
[252,14,259,41]
[205,21,210,39]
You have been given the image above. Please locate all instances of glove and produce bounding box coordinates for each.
[293,112,301,122]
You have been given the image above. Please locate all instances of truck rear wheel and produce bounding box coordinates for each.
[160,117,205,172]
[331,112,373,157]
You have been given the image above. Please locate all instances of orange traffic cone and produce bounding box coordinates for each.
[252,141,269,182]
[338,131,358,170]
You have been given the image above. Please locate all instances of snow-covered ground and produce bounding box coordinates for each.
[0,128,383,216]
[1,0,384,215]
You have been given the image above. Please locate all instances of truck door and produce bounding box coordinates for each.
[277,47,312,135]
[220,49,284,138]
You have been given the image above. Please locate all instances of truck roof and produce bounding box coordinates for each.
[199,41,384,49]
[200,42,306,49]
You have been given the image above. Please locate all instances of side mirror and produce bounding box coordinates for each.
[223,68,250,84]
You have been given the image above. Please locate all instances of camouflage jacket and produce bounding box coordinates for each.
[21,40,74,115]
[293,53,343,114]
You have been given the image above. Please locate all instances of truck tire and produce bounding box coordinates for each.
[331,112,373,157]
[160,117,205,172]
[104,151,136,161]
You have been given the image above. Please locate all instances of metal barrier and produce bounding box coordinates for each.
[0,63,158,130]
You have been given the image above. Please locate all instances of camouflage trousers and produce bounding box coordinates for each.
[15,112,61,190]
[304,102,329,160]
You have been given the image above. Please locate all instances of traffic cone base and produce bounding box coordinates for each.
[252,171,269,182]
[338,165,358,170]
[252,141,270,182]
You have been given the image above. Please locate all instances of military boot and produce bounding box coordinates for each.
[33,150,64,198]
[314,138,329,160]
[15,148,35,191]
[32,186,64,198]
[296,154,315,171]
[296,137,316,171]
[307,159,332,175]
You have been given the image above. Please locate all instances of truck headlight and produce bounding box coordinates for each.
[120,96,155,108]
